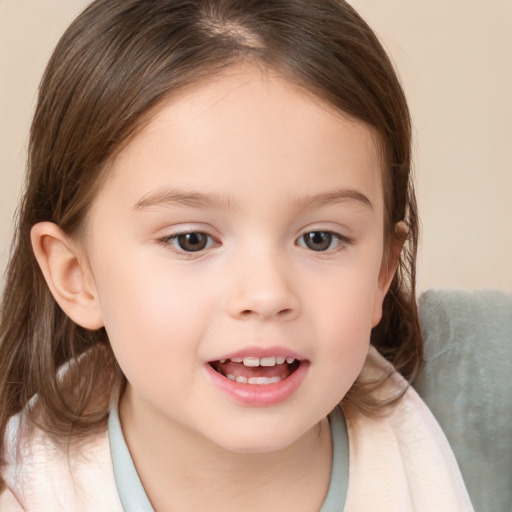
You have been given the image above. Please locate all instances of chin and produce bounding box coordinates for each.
[206,419,321,455]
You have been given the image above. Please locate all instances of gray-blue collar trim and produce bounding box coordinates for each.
[108,405,155,511]
[108,404,348,511]
[320,405,349,511]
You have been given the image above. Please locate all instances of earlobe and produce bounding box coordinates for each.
[371,221,408,327]
[30,222,104,330]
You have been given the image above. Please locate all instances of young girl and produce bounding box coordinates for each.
[0,0,472,510]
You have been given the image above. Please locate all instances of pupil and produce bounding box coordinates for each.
[178,233,207,252]
[305,231,331,251]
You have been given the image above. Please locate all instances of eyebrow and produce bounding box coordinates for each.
[134,188,237,211]
[133,187,373,211]
[292,189,373,210]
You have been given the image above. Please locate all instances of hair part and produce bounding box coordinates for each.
[0,0,422,479]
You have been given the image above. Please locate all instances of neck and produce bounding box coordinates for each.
[119,387,333,512]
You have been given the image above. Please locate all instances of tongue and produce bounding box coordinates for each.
[217,361,292,380]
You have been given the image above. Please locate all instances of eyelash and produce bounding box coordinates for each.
[159,230,352,257]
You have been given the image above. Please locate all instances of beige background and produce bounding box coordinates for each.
[1,0,511,293]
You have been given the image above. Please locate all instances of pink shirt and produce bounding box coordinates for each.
[0,347,473,511]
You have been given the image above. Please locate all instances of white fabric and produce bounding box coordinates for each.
[0,347,473,511]
[343,347,473,511]
[1,412,122,511]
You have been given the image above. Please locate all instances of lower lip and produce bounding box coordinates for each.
[204,362,309,407]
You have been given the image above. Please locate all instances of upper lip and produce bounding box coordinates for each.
[209,345,306,363]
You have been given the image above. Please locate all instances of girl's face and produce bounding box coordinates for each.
[83,66,394,453]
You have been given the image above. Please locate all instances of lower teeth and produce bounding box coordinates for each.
[227,374,282,385]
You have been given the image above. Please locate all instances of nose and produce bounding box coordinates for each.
[225,248,300,321]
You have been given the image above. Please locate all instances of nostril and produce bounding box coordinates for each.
[238,307,294,320]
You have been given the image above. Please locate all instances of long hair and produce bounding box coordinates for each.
[0,0,421,477]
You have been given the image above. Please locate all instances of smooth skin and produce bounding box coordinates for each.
[31,65,402,511]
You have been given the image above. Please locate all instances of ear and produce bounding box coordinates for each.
[371,221,408,327]
[31,222,104,330]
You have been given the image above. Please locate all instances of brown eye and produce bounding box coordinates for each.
[297,231,352,253]
[301,231,333,251]
[173,232,211,252]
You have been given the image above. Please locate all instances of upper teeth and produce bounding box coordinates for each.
[220,356,296,367]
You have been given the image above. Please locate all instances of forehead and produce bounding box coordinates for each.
[97,65,384,215]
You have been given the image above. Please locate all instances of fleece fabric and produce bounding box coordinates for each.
[414,289,512,512]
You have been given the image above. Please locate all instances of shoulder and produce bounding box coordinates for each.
[343,346,474,512]
[1,408,123,512]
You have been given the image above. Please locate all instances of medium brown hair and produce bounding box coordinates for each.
[0,0,421,478]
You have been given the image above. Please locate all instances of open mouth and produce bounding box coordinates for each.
[209,356,302,385]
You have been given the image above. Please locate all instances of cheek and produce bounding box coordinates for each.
[310,254,382,335]
[305,259,382,393]
[319,285,374,360]
[91,250,215,383]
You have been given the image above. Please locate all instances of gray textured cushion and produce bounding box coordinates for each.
[414,289,512,512]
